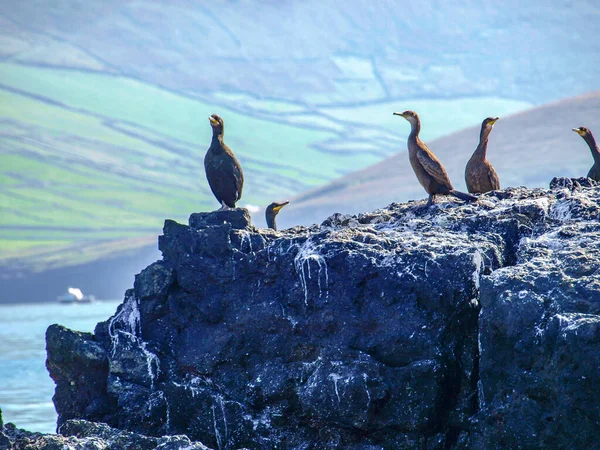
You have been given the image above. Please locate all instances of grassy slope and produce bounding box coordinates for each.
[0,62,534,274]
[0,62,375,272]
[3,0,598,105]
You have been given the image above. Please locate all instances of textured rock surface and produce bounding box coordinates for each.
[467,177,600,449]
[44,179,600,449]
[0,418,210,450]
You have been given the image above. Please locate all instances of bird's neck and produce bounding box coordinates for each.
[266,214,277,231]
[473,129,492,160]
[409,120,421,139]
[212,129,224,144]
[407,121,422,150]
[583,133,600,163]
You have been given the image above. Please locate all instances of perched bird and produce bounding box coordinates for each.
[204,114,244,210]
[572,126,600,181]
[465,117,501,193]
[393,110,477,206]
[265,201,290,231]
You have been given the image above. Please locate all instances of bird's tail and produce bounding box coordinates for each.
[450,190,477,203]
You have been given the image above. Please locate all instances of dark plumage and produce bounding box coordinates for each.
[204,114,244,209]
[393,110,477,206]
[573,126,600,182]
[265,201,289,231]
[465,117,501,193]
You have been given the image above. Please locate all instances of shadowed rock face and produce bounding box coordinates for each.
[43,178,600,450]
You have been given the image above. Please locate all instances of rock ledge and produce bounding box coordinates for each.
[35,179,600,449]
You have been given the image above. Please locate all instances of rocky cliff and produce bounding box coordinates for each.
[21,178,600,449]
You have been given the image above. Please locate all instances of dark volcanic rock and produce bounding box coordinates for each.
[45,325,113,428]
[45,182,600,449]
[0,419,210,449]
[466,180,600,449]
[0,409,10,450]
[188,209,252,230]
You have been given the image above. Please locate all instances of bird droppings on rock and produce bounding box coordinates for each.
[34,179,600,449]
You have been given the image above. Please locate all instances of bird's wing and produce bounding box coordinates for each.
[416,149,451,186]
[205,160,227,198]
[233,158,244,201]
[488,166,500,190]
[205,150,240,207]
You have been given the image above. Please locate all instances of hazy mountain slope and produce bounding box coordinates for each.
[1,0,599,298]
[2,0,599,105]
[282,92,600,227]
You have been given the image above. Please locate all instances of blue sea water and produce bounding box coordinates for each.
[0,300,121,433]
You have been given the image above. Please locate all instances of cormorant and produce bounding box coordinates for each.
[265,201,289,231]
[393,110,477,206]
[204,114,244,209]
[465,117,500,193]
[572,126,600,182]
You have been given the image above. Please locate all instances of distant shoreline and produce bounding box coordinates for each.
[0,244,159,304]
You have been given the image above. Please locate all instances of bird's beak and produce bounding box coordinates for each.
[273,201,290,211]
[209,116,219,126]
[489,117,499,125]
[572,128,585,136]
[393,112,405,117]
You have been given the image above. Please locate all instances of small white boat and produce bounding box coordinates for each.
[57,287,95,304]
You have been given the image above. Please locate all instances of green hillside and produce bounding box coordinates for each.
[0,0,598,302]
[0,62,534,272]
[0,63,341,270]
